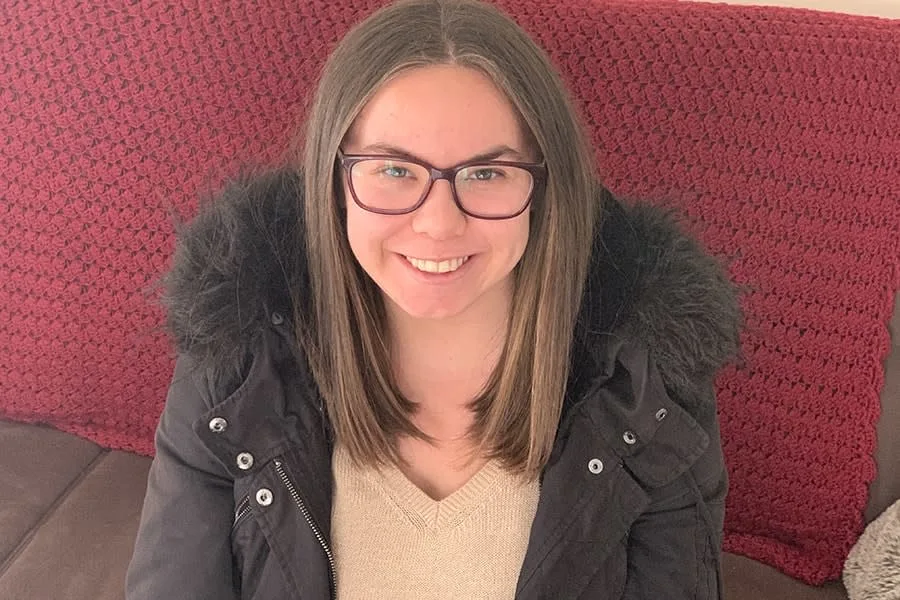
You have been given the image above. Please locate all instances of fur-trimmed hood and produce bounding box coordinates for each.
[164,168,741,417]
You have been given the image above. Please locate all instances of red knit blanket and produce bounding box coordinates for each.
[2,0,898,585]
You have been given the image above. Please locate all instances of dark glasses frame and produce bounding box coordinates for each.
[337,149,547,220]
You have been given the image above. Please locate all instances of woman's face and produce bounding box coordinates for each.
[342,65,533,323]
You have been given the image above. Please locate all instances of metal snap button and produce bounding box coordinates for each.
[588,458,604,474]
[236,452,254,470]
[208,417,228,433]
[655,408,668,422]
[623,430,637,445]
[271,312,284,326]
[255,488,273,506]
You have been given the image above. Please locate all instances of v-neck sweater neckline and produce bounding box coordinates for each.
[375,454,505,531]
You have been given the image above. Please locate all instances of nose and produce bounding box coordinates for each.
[410,178,466,239]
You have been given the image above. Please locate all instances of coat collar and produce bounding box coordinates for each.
[166,167,740,476]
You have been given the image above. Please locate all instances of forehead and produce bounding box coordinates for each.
[346,65,527,163]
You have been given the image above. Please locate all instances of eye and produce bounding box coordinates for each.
[378,162,412,178]
[463,166,505,181]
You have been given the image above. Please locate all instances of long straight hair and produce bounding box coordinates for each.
[297,0,599,479]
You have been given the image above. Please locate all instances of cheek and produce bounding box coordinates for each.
[345,199,402,270]
[502,215,530,267]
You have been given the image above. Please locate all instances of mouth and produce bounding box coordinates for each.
[404,255,470,274]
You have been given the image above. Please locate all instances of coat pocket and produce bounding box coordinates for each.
[231,485,282,599]
[233,494,253,532]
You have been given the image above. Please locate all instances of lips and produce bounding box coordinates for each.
[404,255,470,274]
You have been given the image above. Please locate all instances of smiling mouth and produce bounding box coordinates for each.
[404,255,470,274]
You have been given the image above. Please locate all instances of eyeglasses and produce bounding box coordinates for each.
[338,150,546,220]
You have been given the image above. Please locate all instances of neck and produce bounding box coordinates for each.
[386,289,511,440]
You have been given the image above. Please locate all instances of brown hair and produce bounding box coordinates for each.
[296,0,599,479]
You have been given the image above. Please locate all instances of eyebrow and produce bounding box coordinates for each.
[356,143,529,163]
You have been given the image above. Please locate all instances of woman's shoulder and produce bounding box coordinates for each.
[577,189,742,414]
[163,167,308,391]
[562,191,740,492]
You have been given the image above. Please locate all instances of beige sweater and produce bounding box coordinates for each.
[331,445,540,600]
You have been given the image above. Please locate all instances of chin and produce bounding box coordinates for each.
[393,300,466,322]
[385,292,472,322]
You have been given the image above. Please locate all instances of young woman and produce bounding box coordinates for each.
[126,0,741,598]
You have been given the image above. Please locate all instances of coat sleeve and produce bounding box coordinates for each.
[621,396,728,600]
[125,356,239,600]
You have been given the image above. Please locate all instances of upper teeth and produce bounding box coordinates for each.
[406,256,469,274]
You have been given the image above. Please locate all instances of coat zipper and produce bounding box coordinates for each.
[274,459,337,600]
[233,494,252,530]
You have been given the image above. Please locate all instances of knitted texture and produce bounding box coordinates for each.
[1,0,897,585]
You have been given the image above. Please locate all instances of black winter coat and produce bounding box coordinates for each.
[125,169,741,599]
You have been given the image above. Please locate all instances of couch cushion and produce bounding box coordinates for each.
[0,421,102,568]
[723,553,848,600]
[0,448,151,600]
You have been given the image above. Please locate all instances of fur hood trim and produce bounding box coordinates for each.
[164,168,741,413]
